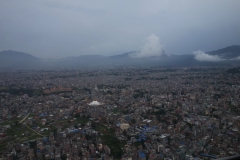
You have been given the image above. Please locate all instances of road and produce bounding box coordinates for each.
[19,113,30,124]
[25,124,44,136]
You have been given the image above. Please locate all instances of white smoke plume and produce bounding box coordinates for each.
[234,56,240,60]
[131,34,164,58]
[193,50,224,62]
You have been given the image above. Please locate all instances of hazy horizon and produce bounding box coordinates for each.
[1,0,240,58]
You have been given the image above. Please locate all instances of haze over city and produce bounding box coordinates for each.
[1,0,240,58]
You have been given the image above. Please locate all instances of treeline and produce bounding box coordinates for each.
[133,90,148,99]
[226,67,240,73]
[0,88,42,96]
[136,76,168,81]
[97,84,130,89]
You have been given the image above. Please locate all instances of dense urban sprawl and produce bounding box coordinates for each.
[0,67,240,160]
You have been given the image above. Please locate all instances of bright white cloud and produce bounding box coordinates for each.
[131,34,164,58]
[193,50,224,62]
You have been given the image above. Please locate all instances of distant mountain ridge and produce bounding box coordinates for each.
[206,45,240,59]
[110,50,170,59]
[0,50,42,69]
[110,51,138,58]
[0,45,239,69]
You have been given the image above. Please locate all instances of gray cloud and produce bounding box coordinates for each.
[0,0,240,58]
[230,56,240,61]
[236,56,240,60]
[193,50,224,62]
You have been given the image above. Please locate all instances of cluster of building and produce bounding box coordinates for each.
[0,67,240,159]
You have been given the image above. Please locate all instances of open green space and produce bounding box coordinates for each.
[5,125,34,137]
[112,108,123,114]
[74,116,89,125]
[0,117,23,125]
[97,125,115,135]
[0,121,16,125]
[0,122,53,153]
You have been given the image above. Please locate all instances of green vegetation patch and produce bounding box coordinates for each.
[112,108,123,114]
[0,87,42,96]
[0,144,7,154]
[95,125,124,159]
[101,135,124,159]
[5,124,36,137]
[133,89,147,99]
[74,116,89,126]
[97,125,115,136]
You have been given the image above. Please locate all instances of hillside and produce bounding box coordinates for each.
[0,45,239,69]
[0,50,42,69]
[206,45,240,59]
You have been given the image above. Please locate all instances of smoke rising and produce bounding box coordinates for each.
[234,56,240,60]
[193,50,224,62]
[131,34,164,58]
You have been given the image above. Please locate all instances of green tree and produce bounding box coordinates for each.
[74,124,78,129]
[172,119,178,124]
[61,154,67,160]
[91,121,97,129]
[123,130,127,136]
[131,119,136,124]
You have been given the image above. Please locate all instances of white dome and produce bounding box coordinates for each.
[88,101,102,106]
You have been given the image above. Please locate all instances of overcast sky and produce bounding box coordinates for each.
[0,0,240,58]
